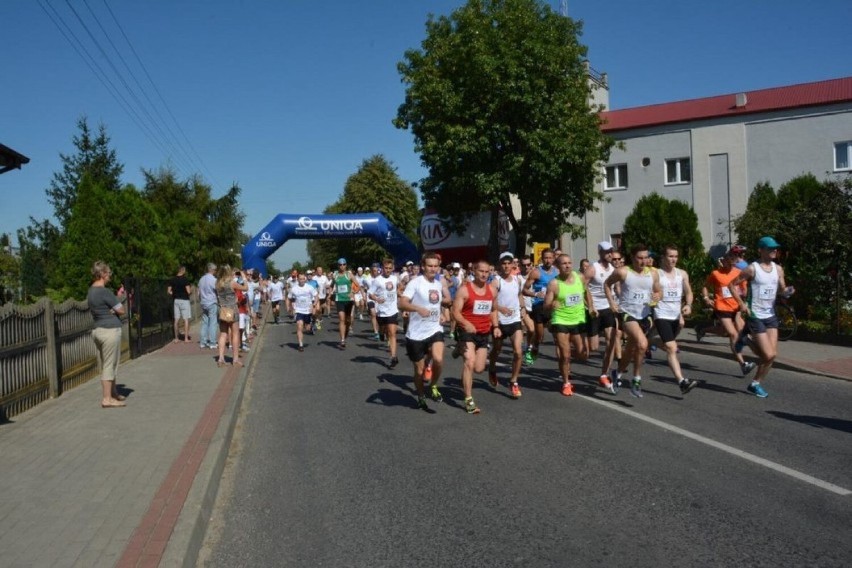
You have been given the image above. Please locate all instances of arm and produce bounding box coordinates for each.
[441,279,453,307]
[542,279,559,312]
[776,266,794,298]
[680,269,694,316]
[604,269,623,312]
[651,270,662,303]
[729,266,754,315]
[584,275,596,316]
[522,268,540,298]
[490,288,502,339]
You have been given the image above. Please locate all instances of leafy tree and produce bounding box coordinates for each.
[731,181,780,249]
[307,155,420,267]
[0,234,21,304]
[621,193,704,259]
[47,116,123,231]
[16,218,61,301]
[395,0,615,249]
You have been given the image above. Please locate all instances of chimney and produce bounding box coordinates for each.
[735,93,748,108]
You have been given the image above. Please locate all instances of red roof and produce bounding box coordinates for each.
[600,76,852,132]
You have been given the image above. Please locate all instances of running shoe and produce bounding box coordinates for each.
[679,378,698,394]
[298,345,304,352]
[465,397,480,414]
[599,374,616,394]
[523,350,534,366]
[430,383,443,403]
[630,378,643,398]
[609,369,622,392]
[561,382,574,397]
[315,321,322,331]
[531,350,538,364]
[417,396,429,410]
[644,349,653,360]
[423,364,433,381]
[452,342,465,359]
[747,382,768,398]
[741,361,756,376]
[372,332,381,340]
[510,382,522,398]
[694,324,706,342]
[488,371,498,388]
[389,357,399,369]
[339,341,346,350]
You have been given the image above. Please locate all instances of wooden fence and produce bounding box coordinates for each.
[0,297,130,421]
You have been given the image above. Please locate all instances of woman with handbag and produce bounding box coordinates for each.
[216,265,247,367]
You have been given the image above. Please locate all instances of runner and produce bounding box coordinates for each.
[604,244,661,398]
[522,248,559,366]
[288,272,319,352]
[452,259,499,414]
[365,264,381,339]
[517,255,535,358]
[398,253,452,411]
[304,269,319,334]
[585,241,619,393]
[369,259,401,368]
[730,236,794,398]
[697,250,756,376]
[544,254,593,396]
[488,252,525,398]
[331,258,356,349]
[284,269,299,321]
[653,245,698,394]
[312,266,331,328]
[266,274,285,324]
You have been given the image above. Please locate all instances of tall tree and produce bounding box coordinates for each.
[395,0,615,248]
[622,193,703,259]
[307,155,421,268]
[47,116,123,230]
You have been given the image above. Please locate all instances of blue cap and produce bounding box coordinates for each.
[337,258,347,265]
[757,236,780,249]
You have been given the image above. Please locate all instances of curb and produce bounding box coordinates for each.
[160,317,267,568]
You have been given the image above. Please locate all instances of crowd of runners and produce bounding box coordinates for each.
[235,235,792,414]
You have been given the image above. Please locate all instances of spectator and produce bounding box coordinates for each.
[87,260,127,408]
[168,265,192,343]
[216,265,248,367]
[198,263,218,349]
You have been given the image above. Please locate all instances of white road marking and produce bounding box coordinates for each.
[578,394,852,496]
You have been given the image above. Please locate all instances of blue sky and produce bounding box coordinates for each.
[2,0,849,270]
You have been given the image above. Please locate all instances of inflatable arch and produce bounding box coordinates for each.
[241,213,420,276]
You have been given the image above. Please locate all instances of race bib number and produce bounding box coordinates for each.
[337,284,349,294]
[472,300,492,315]
[760,286,777,299]
[665,289,680,299]
[721,287,732,298]
[631,291,648,302]
[295,296,311,310]
[429,308,440,322]
[564,294,582,306]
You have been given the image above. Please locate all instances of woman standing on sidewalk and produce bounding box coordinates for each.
[216,265,247,367]
[87,261,127,408]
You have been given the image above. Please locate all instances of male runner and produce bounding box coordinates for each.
[369,259,401,368]
[365,264,381,339]
[585,241,619,393]
[289,272,318,352]
[398,253,452,411]
[729,236,794,398]
[488,252,525,398]
[544,254,593,396]
[522,248,559,365]
[452,259,499,414]
[653,245,697,394]
[604,244,661,398]
[331,258,356,349]
[312,266,331,328]
[517,255,535,357]
[267,274,285,324]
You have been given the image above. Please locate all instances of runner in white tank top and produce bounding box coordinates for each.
[584,241,621,393]
[730,236,794,398]
[604,244,661,398]
[488,252,526,398]
[652,246,697,394]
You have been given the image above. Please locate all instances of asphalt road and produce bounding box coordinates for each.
[199,317,852,568]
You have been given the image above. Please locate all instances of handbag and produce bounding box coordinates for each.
[219,306,235,323]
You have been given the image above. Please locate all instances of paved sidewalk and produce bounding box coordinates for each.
[0,317,848,567]
[0,322,261,568]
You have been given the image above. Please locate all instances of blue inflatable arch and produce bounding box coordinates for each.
[241,213,420,276]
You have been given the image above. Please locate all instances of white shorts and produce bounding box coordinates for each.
[174,299,191,320]
[239,313,249,329]
[353,292,363,303]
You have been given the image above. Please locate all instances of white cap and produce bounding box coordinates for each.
[499,251,515,261]
[451,262,461,268]
[598,241,614,251]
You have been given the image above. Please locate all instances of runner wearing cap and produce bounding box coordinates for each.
[369,258,402,368]
[729,236,794,398]
[331,258,356,348]
[585,241,620,393]
[487,252,525,398]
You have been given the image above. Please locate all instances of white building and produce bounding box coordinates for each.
[566,76,852,259]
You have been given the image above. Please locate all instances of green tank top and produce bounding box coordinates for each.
[334,273,353,302]
[551,273,586,326]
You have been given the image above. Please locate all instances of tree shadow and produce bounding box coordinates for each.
[766,411,852,434]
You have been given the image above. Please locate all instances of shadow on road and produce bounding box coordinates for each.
[766,411,852,434]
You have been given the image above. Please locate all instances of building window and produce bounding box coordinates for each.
[835,141,852,171]
[605,164,628,190]
[665,157,691,185]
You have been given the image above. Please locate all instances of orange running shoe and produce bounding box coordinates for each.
[510,382,522,398]
[599,374,616,394]
[561,382,574,397]
[423,363,433,382]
